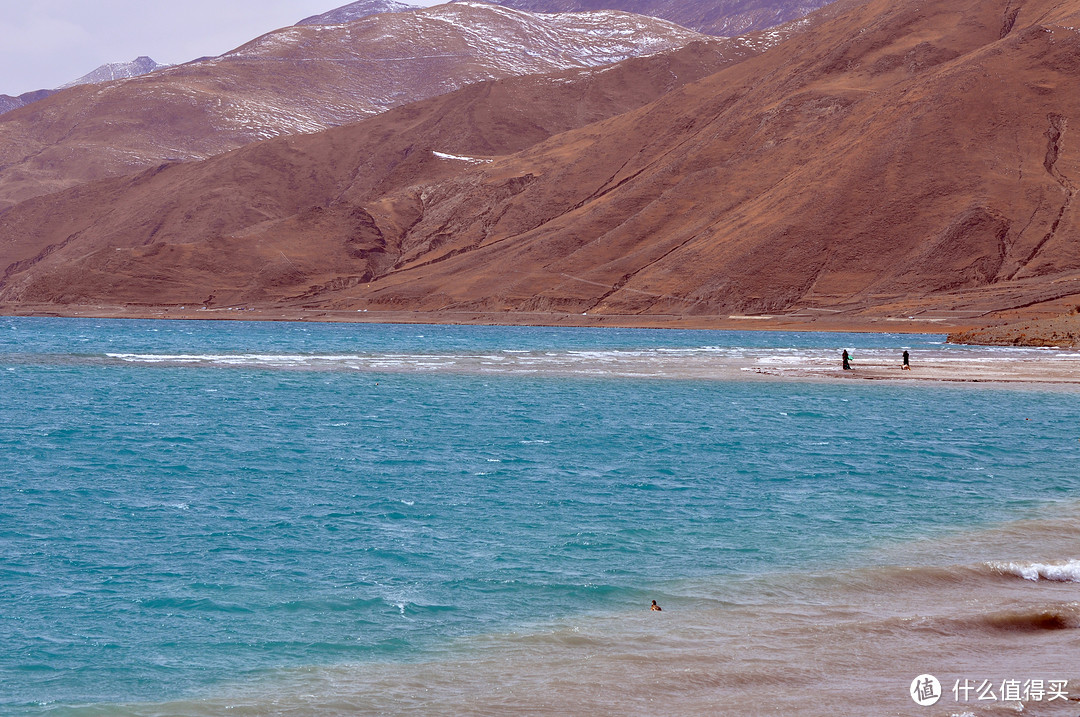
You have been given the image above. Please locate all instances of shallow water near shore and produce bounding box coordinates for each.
[2,318,1079,715]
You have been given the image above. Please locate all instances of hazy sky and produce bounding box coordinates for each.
[0,0,444,96]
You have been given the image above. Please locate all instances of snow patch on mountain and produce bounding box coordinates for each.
[433,150,493,163]
[299,0,420,26]
[486,0,835,38]
[234,2,708,77]
[195,2,763,144]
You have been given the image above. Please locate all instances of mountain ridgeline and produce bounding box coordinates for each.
[485,0,835,36]
[298,0,421,25]
[0,2,709,211]
[1,0,1079,327]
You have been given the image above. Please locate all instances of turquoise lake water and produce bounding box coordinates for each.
[2,318,1078,714]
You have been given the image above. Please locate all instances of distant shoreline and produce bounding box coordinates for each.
[6,303,1080,390]
[0,302,971,335]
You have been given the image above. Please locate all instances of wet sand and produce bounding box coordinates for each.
[750,352,1080,388]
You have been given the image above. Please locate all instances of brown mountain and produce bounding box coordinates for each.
[3,0,1080,325]
[0,40,755,306]
[485,0,835,37]
[342,0,1080,320]
[0,2,707,210]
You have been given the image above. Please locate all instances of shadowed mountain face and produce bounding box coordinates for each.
[3,0,1080,322]
[0,2,707,210]
[485,0,835,36]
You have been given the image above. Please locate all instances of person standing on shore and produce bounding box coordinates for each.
[842,350,852,370]
[902,350,911,370]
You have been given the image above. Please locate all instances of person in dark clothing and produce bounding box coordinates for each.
[651,600,662,611]
[842,350,851,370]
[902,350,911,370]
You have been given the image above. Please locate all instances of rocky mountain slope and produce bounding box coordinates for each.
[4,0,1079,325]
[486,0,834,36]
[338,0,1080,321]
[0,2,708,210]
[948,311,1080,347]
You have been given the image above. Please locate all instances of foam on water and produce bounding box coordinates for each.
[988,560,1080,582]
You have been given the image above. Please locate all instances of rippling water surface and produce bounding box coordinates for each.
[2,318,1078,715]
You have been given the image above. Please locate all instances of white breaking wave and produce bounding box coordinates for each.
[100,347,767,378]
[106,352,370,365]
[988,560,1080,582]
